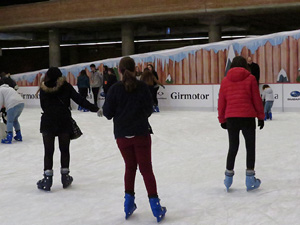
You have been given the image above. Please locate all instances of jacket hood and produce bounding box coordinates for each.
[226,67,251,82]
[40,76,66,93]
[0,84,10,88]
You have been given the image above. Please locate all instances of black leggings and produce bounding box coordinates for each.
[226,118,256,171]
[153,87,159,106]
[43,133,71,171]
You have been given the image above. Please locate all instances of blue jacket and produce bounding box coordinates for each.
[103,80,153,139]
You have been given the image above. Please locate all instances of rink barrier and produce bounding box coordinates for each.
[18,83,300,112]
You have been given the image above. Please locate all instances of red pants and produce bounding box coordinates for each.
[116,134,157,196]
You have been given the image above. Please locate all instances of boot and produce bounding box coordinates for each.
[1,132,12,144]
[78,105,82,111]
[124,193,137,219]
[83,108,90,112]
[149,197,167,223]
[224,170,234,192]
[37,170,53,191]
[264,113,267,121]
[269,112,272,120]
[246,170,261,191]
[61,168,73,188]
[14,130,22,141]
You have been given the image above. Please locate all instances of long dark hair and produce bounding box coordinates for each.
[119,57,137,92]
[79,70,88,77]
[230,56,250,71]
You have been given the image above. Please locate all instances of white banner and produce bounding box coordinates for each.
[158,85,213,110]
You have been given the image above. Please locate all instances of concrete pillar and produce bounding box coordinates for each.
[208,24,222,43]
[49,29,61,67]
[122,23,135,56]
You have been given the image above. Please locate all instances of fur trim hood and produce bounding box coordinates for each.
[40,77,66,93]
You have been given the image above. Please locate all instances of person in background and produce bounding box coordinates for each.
[0,72,18,90]
[147,64,161,112]
[140,70,165,112]
[218,56,265,192]
[37,67,100,192]
[135,66,142,80]
[0,79,24,144]
[262,84,274,120]
[102,57,166,222]
[86,64,103,107]
[77,70,91,112]
[103,68,117,97]
[247,56,260,84]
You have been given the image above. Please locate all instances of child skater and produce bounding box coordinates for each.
[102,56,166,222]
[0,80,24,144]
[262,84,274,120]
[218,56,265,191]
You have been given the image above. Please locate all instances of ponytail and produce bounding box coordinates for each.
[119,57,137,93]
[122,69,137,92]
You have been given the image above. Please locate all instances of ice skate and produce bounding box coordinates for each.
[246,170,261,191]
[124,193,137,219]
[61,168,73,188]
[149,197,166,223]
[1,132,12,144]
[37,170,53,191]
[224,170,234,192]
[14,130,22,141]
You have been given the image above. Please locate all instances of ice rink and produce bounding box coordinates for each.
[0,108,299,225]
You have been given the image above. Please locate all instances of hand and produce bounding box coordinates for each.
[221,123,227,129]
[97,108,103,117]
[258,120,264,130]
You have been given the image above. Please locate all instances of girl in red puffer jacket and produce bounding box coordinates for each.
[218,56,265,192]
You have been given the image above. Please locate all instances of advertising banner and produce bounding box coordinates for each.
[158,85,213,110]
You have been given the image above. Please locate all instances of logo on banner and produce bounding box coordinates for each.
[288,91,300,101]
[170,92,209,100]
[157,91,167,100]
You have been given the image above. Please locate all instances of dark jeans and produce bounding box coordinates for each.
[226,118,256,171]
[116,134,158,197]
[42,133,71,171]
[92,87,100,106]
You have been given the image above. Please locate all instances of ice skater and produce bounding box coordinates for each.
[102,57,166,222]
[218,56,265,191]
[37,67,100,191]
[262,84,274,120]
[0,80,24,144]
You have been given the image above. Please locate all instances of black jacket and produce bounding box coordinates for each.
[103,74,117,94]
[248,62,260,84]
[40,77,99,134]
[103,80,153,139]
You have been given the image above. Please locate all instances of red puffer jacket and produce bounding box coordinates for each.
[218,67,265,123]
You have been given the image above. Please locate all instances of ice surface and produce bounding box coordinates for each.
[0,108,299,225]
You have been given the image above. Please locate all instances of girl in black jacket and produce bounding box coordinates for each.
[103,57,166,222]
[37,67,99,191]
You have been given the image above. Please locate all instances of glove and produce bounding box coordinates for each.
[258,120,264,130]
[97,108,103,117]
[221,122,227,129]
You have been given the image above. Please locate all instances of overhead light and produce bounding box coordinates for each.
[1,35,253,50]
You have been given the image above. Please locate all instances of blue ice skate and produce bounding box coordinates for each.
[246,170,261,191]
[14,130,22,141]
[124,193,137,219]
[149,197,166,223]
[224,170,234,192]
[269,112,272,120]
[1,132,12,144]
